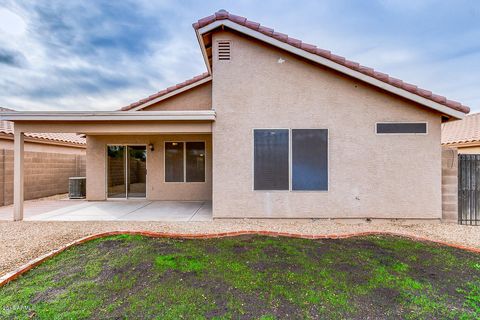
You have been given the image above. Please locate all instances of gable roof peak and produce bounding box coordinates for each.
[193,10,470,117]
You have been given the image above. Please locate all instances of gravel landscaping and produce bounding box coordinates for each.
[2,219,480,277]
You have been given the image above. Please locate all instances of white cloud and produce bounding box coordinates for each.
[0,7,26,36]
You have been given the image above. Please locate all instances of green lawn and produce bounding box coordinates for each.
[1,234,480,319]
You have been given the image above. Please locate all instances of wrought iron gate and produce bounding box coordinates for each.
[458,154,480,225]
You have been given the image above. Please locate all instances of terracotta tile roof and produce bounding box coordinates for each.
[0,108,86,146]
[120,73,210,111]
[193,10,470,115]
[442,113,480,145]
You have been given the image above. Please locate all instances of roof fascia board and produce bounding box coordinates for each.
[0,110,216,122]
[198,20,465,119]
[128,76,212,111]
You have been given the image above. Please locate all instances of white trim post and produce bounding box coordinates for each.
[13,130,24,221]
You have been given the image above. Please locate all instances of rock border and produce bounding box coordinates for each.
[1,230,480,287]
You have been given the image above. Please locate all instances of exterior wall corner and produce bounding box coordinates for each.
[442,146,458,222]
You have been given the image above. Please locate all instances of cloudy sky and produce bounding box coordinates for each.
[0,0,479,112]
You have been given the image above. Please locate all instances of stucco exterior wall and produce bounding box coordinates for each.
[86,134,212,201]
[142,82,212,111]
[211,30,443,219]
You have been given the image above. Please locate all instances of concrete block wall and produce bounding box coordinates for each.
[0,149,86,206]
[442,146,458,222]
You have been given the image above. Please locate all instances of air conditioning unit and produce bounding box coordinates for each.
[69,177,86,199]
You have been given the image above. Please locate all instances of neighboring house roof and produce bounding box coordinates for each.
[121,73,211,111]
[442,113,480,146]
[192,10,469,118]
[0,108,86,146]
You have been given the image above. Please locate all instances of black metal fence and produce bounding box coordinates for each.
[458,154,480,225]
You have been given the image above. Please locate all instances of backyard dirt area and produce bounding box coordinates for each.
[2,234,480,319]
[1,219,480,277]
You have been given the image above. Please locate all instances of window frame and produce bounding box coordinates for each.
[164,140,206,183]
[252,128,329,193]
[375,121,428,135]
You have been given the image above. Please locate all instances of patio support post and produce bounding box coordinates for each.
[13,130,24,221]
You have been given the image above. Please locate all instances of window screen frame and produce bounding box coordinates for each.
[164,141,206,183]
[252,128,329,192]
[375,121,428,135]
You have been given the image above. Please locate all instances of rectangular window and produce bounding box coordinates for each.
[186,142,206,182]
[376,122,427,134]
[165,142,184,182]
[165,141,206,182]
[254,129,329,191]
[292,129,328,191]
[254,129,289,190]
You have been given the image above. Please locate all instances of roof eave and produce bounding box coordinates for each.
[126,76,212,112]
[442,140,480,148]
[196,19,466,120]
[0,132,86,148]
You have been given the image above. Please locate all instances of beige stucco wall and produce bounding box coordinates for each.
[211,30,443,219]
[142,81,212,111]
[86,134,212,201]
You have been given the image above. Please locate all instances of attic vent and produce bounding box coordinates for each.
[217,40,231,61]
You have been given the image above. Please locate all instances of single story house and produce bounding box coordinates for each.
[1,10,470,221]
[0,108,86,205]
[442,113,480,153]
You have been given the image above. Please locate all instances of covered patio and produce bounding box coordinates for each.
[0,110,215,221]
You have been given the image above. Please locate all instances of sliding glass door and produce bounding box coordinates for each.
[107,146,126,198]
[127,146,147,198]
[107,145,146,198]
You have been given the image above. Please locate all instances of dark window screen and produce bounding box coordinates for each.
[376,122,427,134]
[254,129,289,190]
[292,129,328,191]
[186,142,206,182]
[165,142,184,182]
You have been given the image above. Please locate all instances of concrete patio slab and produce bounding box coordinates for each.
[0,199,83,221]
[190,201,212,221]
[117,201,206,222]
[20,200,212,222]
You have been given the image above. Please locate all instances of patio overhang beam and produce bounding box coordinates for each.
[10,120,213,134]
[0,110,216,122]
